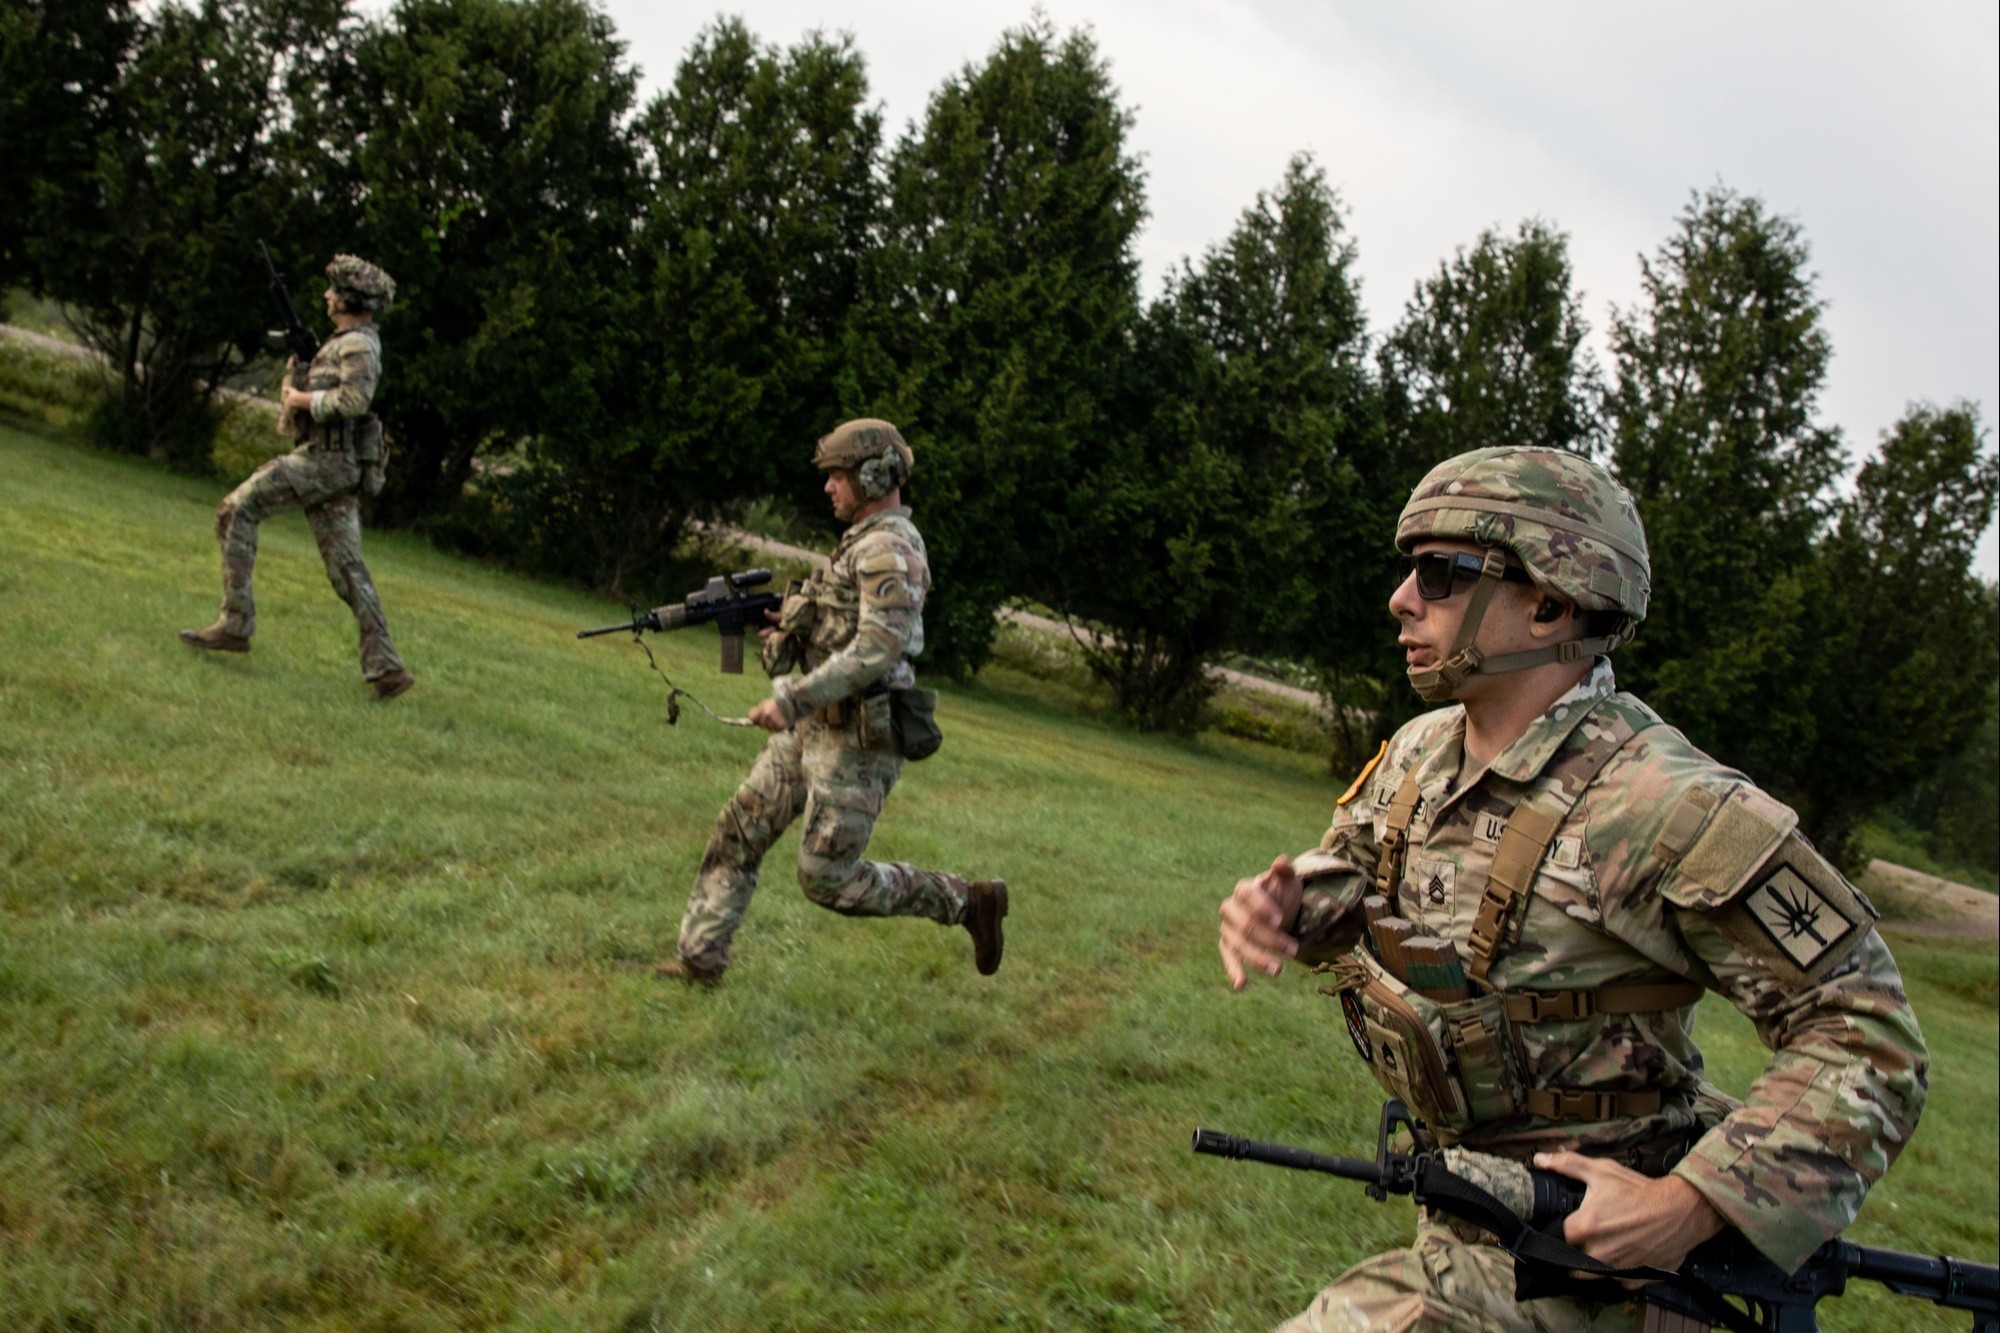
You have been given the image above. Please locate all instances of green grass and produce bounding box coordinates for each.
[0,419,1993,1330]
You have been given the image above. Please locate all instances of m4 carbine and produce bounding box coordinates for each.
[577,568,783,673]
[1193,1099,1998,1333]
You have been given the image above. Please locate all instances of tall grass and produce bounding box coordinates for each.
[0,420,1991,1330]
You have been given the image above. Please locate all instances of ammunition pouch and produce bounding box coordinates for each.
[1325,948,1703,1140]
[889,685,942,761]
[353,414,384,465]
[818,679,942,761]
[1325,949,1522,1137]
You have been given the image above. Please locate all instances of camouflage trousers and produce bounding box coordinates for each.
[677,717,970,971]
[213,447,404,682]
[1277,1222,1638,1333]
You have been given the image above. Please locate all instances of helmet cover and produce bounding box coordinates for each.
[325,254,396,313]
[1395,446,1650,622]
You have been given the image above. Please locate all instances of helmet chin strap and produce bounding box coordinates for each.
[1405,548,1631,705]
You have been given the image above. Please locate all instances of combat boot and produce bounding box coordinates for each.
[964,879,1008,975]
[655,956,725,989]
[177,623,250,653]
[372,668,416,701]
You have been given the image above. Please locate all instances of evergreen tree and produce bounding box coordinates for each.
[1056,156,1374,733]
[0,0,140,291]
[1379,218,1601,467]
[1344,218,1598,760]
[503,20,880,593]
[342,0,646,529]
[1608,187,1846,774]
[25,0,349,469]
[1790,404,1999,868]
[853,18,1145,676]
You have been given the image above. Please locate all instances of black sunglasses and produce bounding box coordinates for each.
[1397,551,1535,601]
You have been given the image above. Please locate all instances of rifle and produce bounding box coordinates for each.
[577,568,783,674]
[1193,1100,1997,1333]
[258,241,318,430]
[257,241,319,367]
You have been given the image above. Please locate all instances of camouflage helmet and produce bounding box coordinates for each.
[1395,447,1650,702]
[1396,446,1650,619]
[325,254,396,314]
[813,418,914,500]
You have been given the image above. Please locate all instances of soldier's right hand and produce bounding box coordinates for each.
[1219,855,1303,990]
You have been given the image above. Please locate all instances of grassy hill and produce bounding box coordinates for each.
[0,420,1992,1331]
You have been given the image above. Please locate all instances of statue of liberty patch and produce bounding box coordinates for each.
[1744,864,1858,969]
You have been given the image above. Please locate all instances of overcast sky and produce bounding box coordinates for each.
[597,0,2000,574]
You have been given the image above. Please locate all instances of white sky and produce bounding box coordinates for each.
[598,0,2000,575]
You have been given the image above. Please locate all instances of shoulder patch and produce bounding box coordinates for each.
[1708,832,1877,987]
[1658,782,1798,909]
[1337,741,1388,807]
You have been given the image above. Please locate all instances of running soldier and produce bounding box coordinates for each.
[657,419,1007,987]
[1217,447,1928,1331]
[179,254,413,701]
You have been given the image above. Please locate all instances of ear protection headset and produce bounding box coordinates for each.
[856,451,904,500]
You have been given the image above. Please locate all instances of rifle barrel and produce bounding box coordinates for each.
[1841,1242,1999,1312]
[1190,1130,1385,1186]
[577,622,636,639]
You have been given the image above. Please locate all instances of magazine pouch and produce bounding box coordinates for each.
[1324,948,1526,1139]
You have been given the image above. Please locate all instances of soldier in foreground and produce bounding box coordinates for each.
[1216,448,1927,1331]
[656,419,1007,987]
[179,254,414,701]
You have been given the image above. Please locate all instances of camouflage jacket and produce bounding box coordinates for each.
[1290,661,1927,1271]
[290,324,381,438]
[770,507,928,726]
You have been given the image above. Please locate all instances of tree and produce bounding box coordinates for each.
[1354,218,1603,756]
[1608,187,1846,774]
[26,0,348,468]
[1379,218,1601,468]
[851,17,1146,676]
[0,0,140,292]
[1054,156,1375,734]
[342,0,646,530]
[1787,404,2000,868]
[494,19,881,593]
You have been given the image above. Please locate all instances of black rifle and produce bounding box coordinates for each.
[1193,1100,1997,1333]
[257,240,319,367]
[577,568,783,674]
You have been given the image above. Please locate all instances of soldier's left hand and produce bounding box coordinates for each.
[746,698,787,732]
[281,385,311,413]
[1535,1150,1725,1276]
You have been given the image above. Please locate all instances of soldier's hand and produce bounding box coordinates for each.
[756,608,782,646]
[1534,1150,1725,1276]
[1218,855,1303,990]
[746,697,787,732]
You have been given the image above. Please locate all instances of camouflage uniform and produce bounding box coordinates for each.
[675,505,971,970]
[210,305,404,682]
[1264,450,1927,1331]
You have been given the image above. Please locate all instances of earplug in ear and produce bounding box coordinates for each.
[1534,598,1568,623]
